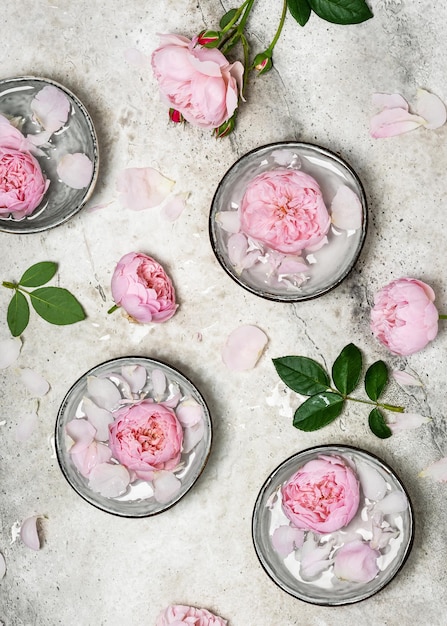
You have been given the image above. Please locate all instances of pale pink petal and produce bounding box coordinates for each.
[0,553,5,579]
[15,410,38,442]
[370,512,399,550]
[375,491,408,514]
[124,47,149,68]
[300,535,334,580]
[66,418,96,453]
[151,368,166,400]
[176,399,203,427]
[87,376,122,410]
[20,516,41,550]
[0,338,21,369]
[392,370,423,387]
[161,384,182,409]
[182,419,205,453]
[420,457,447,482]
[57,153,93,189]
[216,210,241,233]
[88,463,130,497]
[20,368,50,397]
[152,470,181,504]
[271,525,304,557]
[161,193,187,222]
[305,236,329,253]
[370,107,425,138]
[355,461,387,501]
[121,365,147,394]
[277,257,308,275]
[26,129,52,147]
[86,201,114,212]
[116,167,174,211]
[71,441,112,477]
[372,92,409,111]
[414,88,447,129]
[105,373,132,400]
[227,233,260,272]
[388,413,430,433]
[31,85,70,133]
[333,540,379,583]
[82,397,114,441]
[330,185,363,230]
[222,325,268,371]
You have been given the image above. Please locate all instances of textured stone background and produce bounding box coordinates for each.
[0,0,446,624]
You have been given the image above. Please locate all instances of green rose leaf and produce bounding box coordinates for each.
[287,0,312,26]
[7,291,30,337]
[368,408,392,439]
[365,360,388,401]
[293,392,345,431]
[273,356,330,395]
[19,261,58,287]
[332,343,362,395]
[29,287,86,325]
[308,0,373,24]
[220,8,238,29]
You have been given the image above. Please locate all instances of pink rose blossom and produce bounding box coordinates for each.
[0,146,49,219]
[239,169,331,254]
[281,455,360,534]
[111,252,177,323]
[156,604,227,626]
[370,277,439,356]
[333,539,380,583]
[151,33,243,130]
[108,400,183,480]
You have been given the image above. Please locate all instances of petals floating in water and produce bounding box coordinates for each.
[57,153,93,189]
[153,470,182,504]
[30,85,70,133]
[176,399,203,428]
[87,376,122,411]
[271,525,305,557]
[82,397,114,441]
[88,462,131,497]
[330,185,363,231]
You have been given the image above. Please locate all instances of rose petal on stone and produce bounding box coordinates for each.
[153,470,182,504]
[271,525,305,557]
[182,419,205,453]
[151,368,167,400]
[30,85,70,133]
[121,365,147,394]
[15,410,38,442]
[0,553,5,579]
[392,370,423,387]
[388,413,431,434]
[375,491,408,514]
[216,210,241,233]
[0,338,21,369]
[372,92,410,111]
[116,167,174,211]
[20,516,41,550]
[66,418,96,453]
[300,534,334,580]
[57,153,93,189]
[20,368,50,397]
[370,107,425,138]
[414,88,447,130]
[355,461,387,501]
[176,399,203,428]
[88,463,130,497]
[330,185,363,230]
[82,397,114,441]
[161,193,187,222]
[419,457,447,482]
[124,47,150,67]
[87,376,122,411]
[222,325,268,371]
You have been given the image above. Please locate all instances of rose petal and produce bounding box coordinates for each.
[372,92,410,111]
[30,85,70,133]
[271,525,304,557]
[87,376,122,411]
[370,512,399,550]
[176,399,203,427]
[66,418,96,453]
[222,325,268,371]
[216,210,241,233]
[124,47,149,68]
[120,365,147,394]
[388,413,431,434]
[116,167,174,211]
[419,457,447,482]
[375,491,408,514]
[227,233,260,272]
[82,397,114,441]
[161,193,187,222]
[277,257,308,275]
[0,553,5,579]
[71,441,112,477]
[333,539,379,583]
[330,185,363,230]
[355,461,387,501]
[20,516,41,550]
[15,410,38,442]
[0,338,21,369]
[88,463,131,497]
[57,153,93,189]
[414,88,447,130]
[26,129,53,147]
[300,534,334,580]
[392,370,423,386]
[182,419,205,453]
[370,107,425,138]
[152,470,182,504]
[151,368,167,400]
[20,368,50,397]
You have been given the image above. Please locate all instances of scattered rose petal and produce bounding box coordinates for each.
[151,368,167,400]
[15,410,38,442]
[20,516,41,551]
[88,463,130,497]
[31,85,70,133]
[20,368,50,397]
[82,397,113,441]
[182,419,205,453]
[161,193,188,222]
[372,93,410,111]
[222,325,268,371]
[392,370,423,387]
[66,418,96,453]
[176,399,203,427]
[414,88,447,129]
[375,491,408,514]
[333,540,379,583]
[388,413,430,433]
[330,185,363,230]
[153,470,182,504]
[271,525,304,557]
[0,338,21,369]
[124,47,149,68]
[300,534,334,580]
[57,153,93,189]
[116,167,174,211]
[216,210,241,233]
[86,200,114,213]
[419,457,447,482]
[71,441,112,477]
[0,553,5,579]
[355,461,387,501]
[370,106,425,138]
[87,376,122,411]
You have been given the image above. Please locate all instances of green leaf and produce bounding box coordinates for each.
[220,8,238,29]
[29,287,86,326]
[7,291,30,337]
[293,392,345,431]
[19,262,58,287]
[273,356,330,395]
[287,0,312,26]
[332,343,362,395]
[308,0,373,24]
[368,408,392,439]
[365,360,388,401]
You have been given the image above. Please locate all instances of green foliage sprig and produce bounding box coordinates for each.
[2,262,86,336]
[273,343,405,439]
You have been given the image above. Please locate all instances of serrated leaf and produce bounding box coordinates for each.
[308,0,373,24]
[7,291,30,337]
[332,343,362,395]
[220,8,238,29]
[293,392,344,431]
[19,262,58,287]
[287,0,312,26]
[273,356,330,395]
[29,287,86,326]
[365,360,388,401]
[368,408,392,439]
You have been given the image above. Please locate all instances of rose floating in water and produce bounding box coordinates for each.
[110,252,177,323]
[156,604,227,626]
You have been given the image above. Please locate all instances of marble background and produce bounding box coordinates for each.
[1,0,446,624]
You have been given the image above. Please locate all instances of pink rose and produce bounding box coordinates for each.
[0,146,49,219]
[156,604,227,626]
[108,400,183,480]
[370,277,439,356]
[281,455,360,533]
[333,539,380,583]
[239,169,331,254]
[111,252,177,323]
[151,34,244,130]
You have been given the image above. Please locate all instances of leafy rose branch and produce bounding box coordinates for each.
[273,343,414,439]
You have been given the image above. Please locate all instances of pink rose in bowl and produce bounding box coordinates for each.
[370,277,439,356]
[109,400,183,480]
[0,146,49,219]
[239,169,331,254]
[151,34,244,130]
[156,604,227,626]
[281,455,360,533]
[111,252,177,323]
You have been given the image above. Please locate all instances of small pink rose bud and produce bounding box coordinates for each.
[213,115,236,139]
[253,51,273,75]
[196,30,221,48]
[168,108,184,124]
